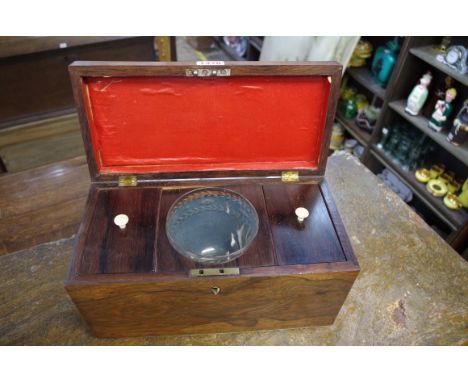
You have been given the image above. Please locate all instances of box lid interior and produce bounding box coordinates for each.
[73,62,340,181]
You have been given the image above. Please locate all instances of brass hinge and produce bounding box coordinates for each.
[281,171,299,182]
[185,68,231,77]
[118,175,138,187]
[190,268,240,277]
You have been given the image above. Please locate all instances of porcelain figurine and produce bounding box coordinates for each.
[447,99,468,146]
[405,72,432,116]
[428,88,457,132]
[422,75,454,118]
[349,40,373,67]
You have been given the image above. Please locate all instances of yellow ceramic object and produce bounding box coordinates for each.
[462,178,468,192]
[349,40,373,67]
[330,123,345,150]
[340,87,356,102]
[355,94,368,111]
[427,179,448,197]
[459,187,468,208]
[443,193,463,210]
[415,168,431,183]
[447,179,462,193]
[438,174,452,186]
[429,164,445,179]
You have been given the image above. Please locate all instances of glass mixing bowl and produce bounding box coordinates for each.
[166,188,259,264]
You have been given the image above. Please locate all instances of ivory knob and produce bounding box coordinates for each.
[114,214,129,230]
[295,207,309,223]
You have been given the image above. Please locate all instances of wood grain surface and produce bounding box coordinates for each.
[67,180,357,337]
[263,183,346,265]
[66,270,358,338]
[78,187,160,274]
[0,156,90,255]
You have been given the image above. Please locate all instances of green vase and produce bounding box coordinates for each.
[342,99,358,119]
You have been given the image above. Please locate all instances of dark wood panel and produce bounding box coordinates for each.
[0,156,89,256]
[0,128,84,173]
[0,195,87,256]
[69,60,342,76]
[66,270,358,337]
[319,180,359,266]
[156,184,276,273]
[229,184,277,267]
[0,37,155,127]
[263,183,346,265]
[0,37,132,59]
[0,113,83,173]
[79,187,160,274]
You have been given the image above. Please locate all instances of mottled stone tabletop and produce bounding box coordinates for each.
[1,153,467,345]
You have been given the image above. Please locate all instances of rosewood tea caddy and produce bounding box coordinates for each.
[65,61,360,338]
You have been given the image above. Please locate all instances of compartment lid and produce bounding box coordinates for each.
[69,61,342,183]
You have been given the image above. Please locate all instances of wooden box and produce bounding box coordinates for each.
[65,61,360,338]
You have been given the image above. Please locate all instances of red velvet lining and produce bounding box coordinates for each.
[83,76,330,174]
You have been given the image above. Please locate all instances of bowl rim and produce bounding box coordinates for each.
[165,187,260,264]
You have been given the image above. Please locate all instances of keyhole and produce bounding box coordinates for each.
[211,286,221,295]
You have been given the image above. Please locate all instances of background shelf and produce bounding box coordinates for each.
[347,67,386,99]
[371,145,467,230]
[389,100,468,165]
[249,37,263,52]
[338,37,468,254]
[336,111,372,147]
[410,46,468,87]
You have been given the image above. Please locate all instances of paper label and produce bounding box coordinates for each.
[196,61,225,66]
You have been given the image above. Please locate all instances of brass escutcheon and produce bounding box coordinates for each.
[211,287,221,295]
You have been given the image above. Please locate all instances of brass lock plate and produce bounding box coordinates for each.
[190,268,240,277]
[185,68,231,77]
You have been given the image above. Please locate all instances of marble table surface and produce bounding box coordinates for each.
[1,152,466,345]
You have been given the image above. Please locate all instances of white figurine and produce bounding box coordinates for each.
[405,72,432,116]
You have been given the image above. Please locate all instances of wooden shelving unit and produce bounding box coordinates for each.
[336,111,371,147]
[249,37,264,52]
[389,100,468,165]
[371,145,467,231]
[347,67,386,99]
[410,46,468,87]
[339,36,468,254]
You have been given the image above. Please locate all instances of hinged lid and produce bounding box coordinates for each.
[69,61,342,184]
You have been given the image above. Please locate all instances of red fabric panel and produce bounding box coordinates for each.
[83,76,330,174]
